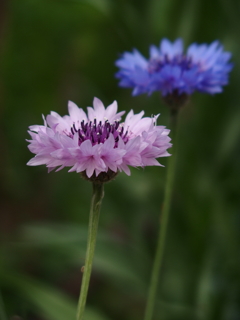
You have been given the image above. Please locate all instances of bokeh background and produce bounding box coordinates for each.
[1,0,240,320]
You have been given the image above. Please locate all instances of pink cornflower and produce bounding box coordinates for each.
[27,98,172,179]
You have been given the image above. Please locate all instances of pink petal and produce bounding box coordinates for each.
[68,101,88,122]
[93,97,106,119]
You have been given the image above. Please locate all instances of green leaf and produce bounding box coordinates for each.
[1,272,109,320]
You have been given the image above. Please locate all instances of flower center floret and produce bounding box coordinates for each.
[69,118,129,147]
[148,54,193,73]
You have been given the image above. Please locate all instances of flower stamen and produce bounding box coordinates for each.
[68,120,129,147]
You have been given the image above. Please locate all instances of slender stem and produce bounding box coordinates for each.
[144,110,180,320]
[76,182,104,320]
[0,291,7,320]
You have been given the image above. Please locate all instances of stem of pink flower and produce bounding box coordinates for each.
[76,182,104,320]
[144,110,179,320]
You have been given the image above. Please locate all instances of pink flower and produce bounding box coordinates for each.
[27,98,172,178]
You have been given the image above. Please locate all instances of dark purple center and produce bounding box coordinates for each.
[148,54,193,73]
[69,119,129,147]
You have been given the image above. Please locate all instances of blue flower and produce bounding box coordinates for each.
[115,38,233,98]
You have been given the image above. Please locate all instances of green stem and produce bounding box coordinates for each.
[76,182,104,320]
[144,110,180,320]
[0,291,7,320]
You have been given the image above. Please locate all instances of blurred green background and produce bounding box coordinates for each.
[0,0,240,319]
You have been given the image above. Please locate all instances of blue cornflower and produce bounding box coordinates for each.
[115,38,233,99]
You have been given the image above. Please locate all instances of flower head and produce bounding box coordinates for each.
[115,38,233,99]
[27,98,172,180]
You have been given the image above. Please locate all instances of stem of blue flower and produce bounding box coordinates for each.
[144,110,179,320]
[0,290,7,320]
[76,182,104,320]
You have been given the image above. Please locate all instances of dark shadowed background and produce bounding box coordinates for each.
[0,1,240,320]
